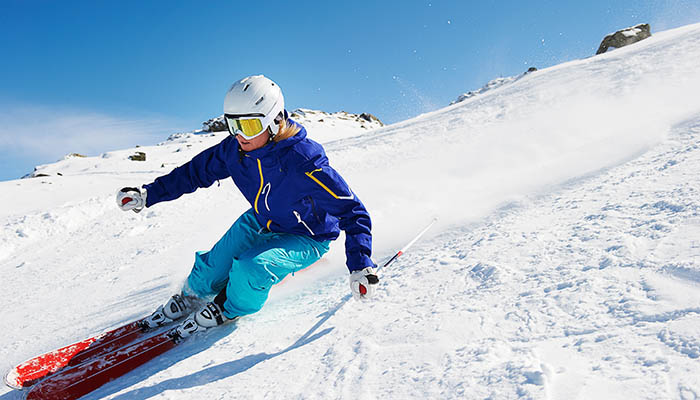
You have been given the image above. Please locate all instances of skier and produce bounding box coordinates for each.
[116,75,378,337]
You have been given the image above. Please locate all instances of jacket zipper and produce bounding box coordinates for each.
[308,196,322,224]
[293,210,315,236]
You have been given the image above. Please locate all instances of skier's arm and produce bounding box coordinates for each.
[301,160,374,272]
[143,136,235,207]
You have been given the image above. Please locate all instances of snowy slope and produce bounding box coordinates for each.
[449,68,536,105]
[2,22,700,400]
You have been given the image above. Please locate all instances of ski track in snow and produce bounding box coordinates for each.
[2,23,700,400]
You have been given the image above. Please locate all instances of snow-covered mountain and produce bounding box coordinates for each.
[2,22,700,400]
[22,108,382,180]
[288,108,384,142]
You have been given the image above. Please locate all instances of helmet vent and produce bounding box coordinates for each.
[255,96,264,105]
[243,84,250,91]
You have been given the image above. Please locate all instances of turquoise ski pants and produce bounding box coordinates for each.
[185,208,330,318]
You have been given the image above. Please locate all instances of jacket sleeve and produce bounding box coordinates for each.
[143,136,235,207]
[301,159,373,272]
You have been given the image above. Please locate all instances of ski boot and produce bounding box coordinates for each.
[141,293,200,330]
[172,301,236,339]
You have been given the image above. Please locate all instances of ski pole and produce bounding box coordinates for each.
[377,217,438,272]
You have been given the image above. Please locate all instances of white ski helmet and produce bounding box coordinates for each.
[223,75,285,139]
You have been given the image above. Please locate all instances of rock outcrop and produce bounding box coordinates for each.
[596,24,651,55]
[128,151,146,161]
[202,117,228,132]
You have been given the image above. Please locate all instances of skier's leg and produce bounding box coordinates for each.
[220,233,330,318]
[185,208,263,299]
[145,210,263,329]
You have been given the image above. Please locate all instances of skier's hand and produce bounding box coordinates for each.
[349,266,379,301]
[116,187,146,213]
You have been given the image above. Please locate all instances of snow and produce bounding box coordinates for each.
[622,28,643,38]
[450,71,532,105]
[2,22,700,399]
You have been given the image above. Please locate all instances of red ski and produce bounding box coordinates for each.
[5,317,155,390]
[24,329,181,400]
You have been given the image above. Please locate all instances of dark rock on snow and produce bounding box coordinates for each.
[129,152,146,161]
[596,24,651,55]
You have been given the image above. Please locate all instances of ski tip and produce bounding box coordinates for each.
[4,368,24,391]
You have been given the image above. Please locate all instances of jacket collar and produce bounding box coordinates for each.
[241,118,306,159]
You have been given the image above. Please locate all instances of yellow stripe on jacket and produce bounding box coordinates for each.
[305,168,354,200]
[254,159,264,213]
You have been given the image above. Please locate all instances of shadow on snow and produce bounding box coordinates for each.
[89,294,351,400]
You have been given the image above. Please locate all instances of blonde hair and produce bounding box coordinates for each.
[273,118,301,142]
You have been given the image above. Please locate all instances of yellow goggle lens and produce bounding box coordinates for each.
[233,118,264,138]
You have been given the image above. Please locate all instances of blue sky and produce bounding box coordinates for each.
[1,0,699,181]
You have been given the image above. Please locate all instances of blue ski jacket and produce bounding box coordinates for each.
[143,119,373,272]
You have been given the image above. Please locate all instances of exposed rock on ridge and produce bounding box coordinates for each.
[597,24,652,55]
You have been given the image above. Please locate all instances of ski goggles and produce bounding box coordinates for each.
[225,112,281,140]
[225,114,267,139]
